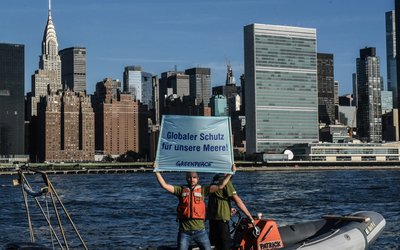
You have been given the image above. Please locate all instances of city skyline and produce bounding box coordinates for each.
[0,0,394,95]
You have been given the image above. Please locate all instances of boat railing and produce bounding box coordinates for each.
[12,163,88,250]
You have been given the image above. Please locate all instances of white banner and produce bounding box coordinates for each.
[155,115,234,173]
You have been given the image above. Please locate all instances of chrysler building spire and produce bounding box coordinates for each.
[41,0,58,58]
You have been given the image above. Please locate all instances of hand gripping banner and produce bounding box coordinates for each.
[155,115,234,174]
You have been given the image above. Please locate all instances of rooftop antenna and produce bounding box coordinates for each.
[49,0,51,13]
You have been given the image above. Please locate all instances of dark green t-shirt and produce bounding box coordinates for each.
[207,180,236,221]
[173,185,209,232]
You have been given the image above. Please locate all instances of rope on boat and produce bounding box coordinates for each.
[49,183,70,250]
[22,183,47,197]
[21,182,35,243]
[45,193,56,250]
[19,170,65,250]
[48,180,89,250]
[297,229,340,248]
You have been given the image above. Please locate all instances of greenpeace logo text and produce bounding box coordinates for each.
[176,161,213,167]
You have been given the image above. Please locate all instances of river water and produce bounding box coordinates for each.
[0,170,399,249]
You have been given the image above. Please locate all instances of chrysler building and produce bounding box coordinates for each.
[28,0,62,117]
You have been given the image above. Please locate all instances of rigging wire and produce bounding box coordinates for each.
[16,166,88,250]
[45,192,56,250]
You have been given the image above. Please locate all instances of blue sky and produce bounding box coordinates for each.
[0,0,394,95]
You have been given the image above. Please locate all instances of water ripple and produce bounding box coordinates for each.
[0,171,399,249]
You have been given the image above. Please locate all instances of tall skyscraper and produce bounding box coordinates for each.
[59,47,87,92]
[244,23,319,154]
[29,2,62,118]
[395,0,400,116]
[317,53,335,125]
[123,66,153,108]
[387,10,398,108]
[356,47,382,142]
[185,67,211,107]
[334,80,339,121]
[0,43,25,156]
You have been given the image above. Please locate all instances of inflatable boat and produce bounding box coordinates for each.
[232,211,385,250]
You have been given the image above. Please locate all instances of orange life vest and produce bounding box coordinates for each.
[177,185,206,220]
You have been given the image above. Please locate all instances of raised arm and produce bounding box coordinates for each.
[209,164,236,193]
[154,162,174,194]
[232,194,254,222]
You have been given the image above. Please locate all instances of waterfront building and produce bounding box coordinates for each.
[244,23,319,154]
[185,67,211,107]
[59,47,87,93]
[288,142,400,162]
[317,53,335,125]
[356,47,382,142]
[0,43,25,156]
[93,78,142,156]
[123,66,153,109]
[36,90,94,162]
[386,10,397,107]
[210,95,228,116]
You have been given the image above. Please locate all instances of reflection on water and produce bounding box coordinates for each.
[0,170,399,249]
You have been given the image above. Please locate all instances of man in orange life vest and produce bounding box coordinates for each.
[154,163,236,250]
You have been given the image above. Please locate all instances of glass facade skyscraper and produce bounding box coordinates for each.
[317,53,335,125]
[386,10,397,108]
[356,47,382,142]
[0,43,25,156]
[244,23,319,154]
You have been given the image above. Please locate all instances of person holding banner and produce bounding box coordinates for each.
[154,163,236,250]
[207,174,254,250]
